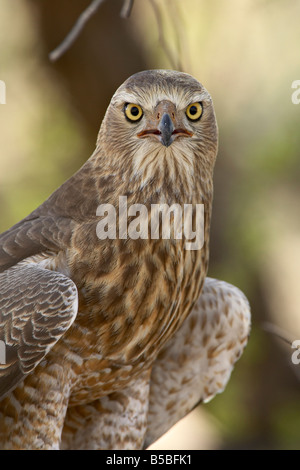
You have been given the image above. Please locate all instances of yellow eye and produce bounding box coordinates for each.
[186,102,203,121]
[124,103,143,122]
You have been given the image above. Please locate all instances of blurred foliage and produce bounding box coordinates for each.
[0,0,300,449]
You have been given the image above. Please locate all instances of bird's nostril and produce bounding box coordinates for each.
[160,113,174,129]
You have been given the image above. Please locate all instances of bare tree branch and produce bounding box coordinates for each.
[262,322,300,382]
[262,321,294,347]
[49,0,108,62]
[148,0,183,71]
[48,0,182,70]
[49,0,136,62]
[120,0,135,19]
[48,0,185,71]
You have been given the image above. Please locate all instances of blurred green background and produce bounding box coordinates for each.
[0,0,300,449]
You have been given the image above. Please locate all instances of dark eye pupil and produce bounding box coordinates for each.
[131,107,139,116]
[189,106,197,115]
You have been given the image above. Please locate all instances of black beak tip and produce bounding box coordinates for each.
[161,138,172,147]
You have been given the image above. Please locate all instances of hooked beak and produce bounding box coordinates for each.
[158,113,174,147]
[137,101,193,147]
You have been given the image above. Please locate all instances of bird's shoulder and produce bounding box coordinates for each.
[0,211,75,273]
[0,155,103,273]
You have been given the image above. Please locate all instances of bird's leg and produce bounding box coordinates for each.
[144,277,251,449]
[0,361,71,449]
[61,369,151,450]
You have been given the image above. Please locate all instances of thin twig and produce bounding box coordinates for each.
[262,321,295,347]
[148,0,181,71]
[262,322,300,382]
[49,0,107,62]
[120,0,135,18]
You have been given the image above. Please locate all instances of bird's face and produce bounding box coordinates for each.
[124,99,198,148]
[99,70,218,192]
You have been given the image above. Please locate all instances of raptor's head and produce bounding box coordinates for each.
[98,70,218,192]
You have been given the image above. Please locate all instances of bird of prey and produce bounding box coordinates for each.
[0,70,250,450]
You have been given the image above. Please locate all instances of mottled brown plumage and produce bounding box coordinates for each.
[0,70,249,449]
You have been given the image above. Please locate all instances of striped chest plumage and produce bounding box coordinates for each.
[58,189,211,405]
